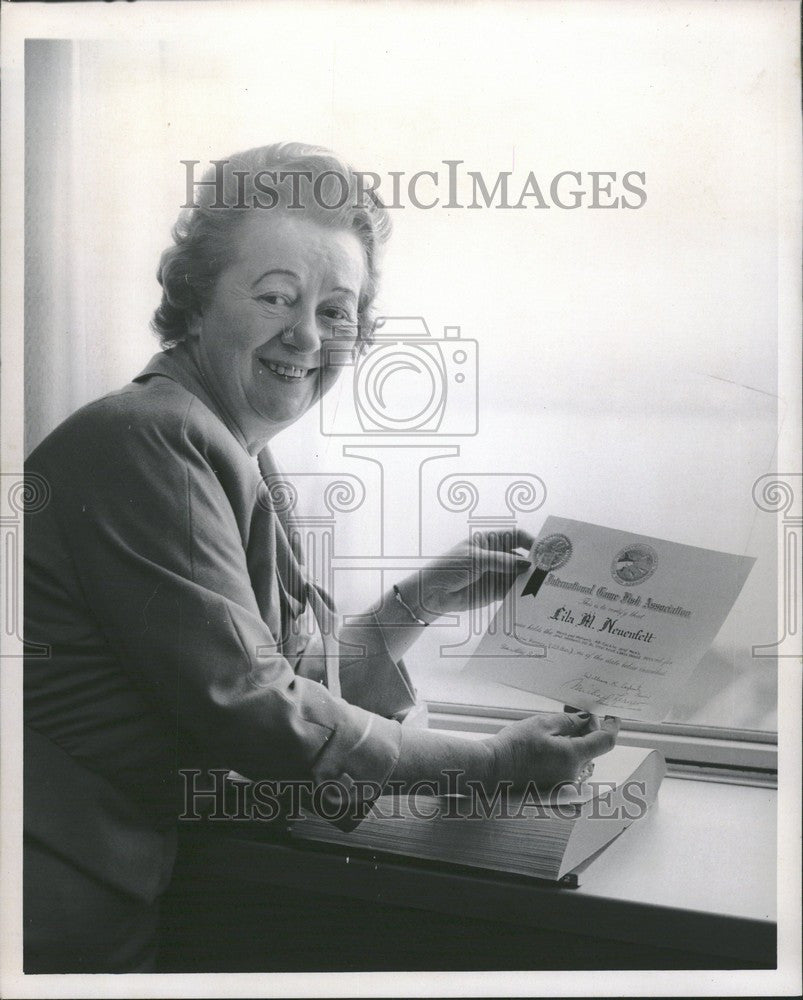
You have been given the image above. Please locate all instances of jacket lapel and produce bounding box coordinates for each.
[133,349,308,646]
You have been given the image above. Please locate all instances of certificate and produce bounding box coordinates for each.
[466,516,755,722]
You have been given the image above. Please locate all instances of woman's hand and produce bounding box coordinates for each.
[396,528,536,621]
[487,711,620,789]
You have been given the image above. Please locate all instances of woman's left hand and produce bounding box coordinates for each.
[396,528,536,621]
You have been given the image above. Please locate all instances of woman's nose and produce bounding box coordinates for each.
[281,309,323,354]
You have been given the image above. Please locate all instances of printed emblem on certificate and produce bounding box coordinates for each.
[611,543,657,585]
[466,516,755,722]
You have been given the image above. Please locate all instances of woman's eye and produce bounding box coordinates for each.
[321,306,357,325]
[257,293,291,307]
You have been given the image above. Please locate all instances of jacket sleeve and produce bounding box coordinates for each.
[336,622,418,719]
[290,609,418,720]
[39,393,402,805]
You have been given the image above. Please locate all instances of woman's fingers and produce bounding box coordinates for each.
[470,548,530,576]
[430,535,532,581]
[575,716,620,759]
[420,529,535,612]
[560,707,602,733]
[473,528,537,554]
[423,555,524,598]
[513,527,538,552]
[550,711,595,736]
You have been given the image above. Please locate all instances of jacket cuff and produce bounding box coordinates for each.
[309,704,402,831]
[337,626,418,720]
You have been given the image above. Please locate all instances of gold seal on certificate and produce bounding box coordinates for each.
[522,532,574,598]
[465,515,755,722]
[532,533,573,571]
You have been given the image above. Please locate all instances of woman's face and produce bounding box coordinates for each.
[188,212,366,450]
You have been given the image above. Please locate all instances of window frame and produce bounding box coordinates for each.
[425,700,778,786]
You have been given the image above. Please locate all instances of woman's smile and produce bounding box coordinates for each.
[256,357,318,382]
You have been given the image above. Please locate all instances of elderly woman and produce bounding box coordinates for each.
[23,142,618,973]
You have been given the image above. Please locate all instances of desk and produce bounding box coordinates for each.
[158,776,776,971]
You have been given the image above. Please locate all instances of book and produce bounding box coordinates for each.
[464,516,755,722]
[288,744,665,883]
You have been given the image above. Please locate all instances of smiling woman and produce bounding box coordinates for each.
[186,214,366,442]
[151,146,389,445]
[23,141,619,973]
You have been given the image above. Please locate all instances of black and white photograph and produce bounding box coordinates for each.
[1,1,800,996]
